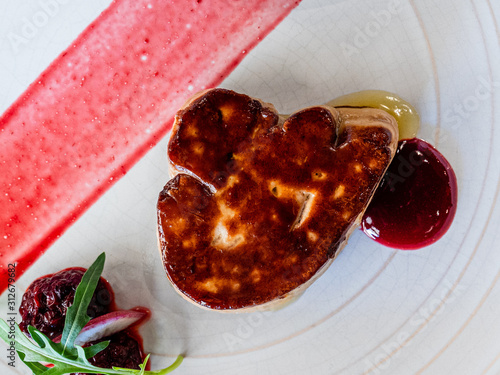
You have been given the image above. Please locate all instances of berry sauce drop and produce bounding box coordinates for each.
[362,138,458,249]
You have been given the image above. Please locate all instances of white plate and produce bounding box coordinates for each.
[1,0,500,374]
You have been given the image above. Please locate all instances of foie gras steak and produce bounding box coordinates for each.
[157,88,398,311]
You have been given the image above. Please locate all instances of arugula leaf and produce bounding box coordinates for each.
[18,352,49,374]
[0,252,183,375]
[83,340,110,359]
[60,252,106,356]
[113,354,184,375]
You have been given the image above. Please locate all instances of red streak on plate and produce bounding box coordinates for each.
[0,0,300,292]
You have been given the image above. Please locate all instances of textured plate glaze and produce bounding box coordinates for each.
[1,0,500,374]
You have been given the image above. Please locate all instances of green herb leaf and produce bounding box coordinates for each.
[18,352,49,374]
[83,340,110,359]
[0,252,183,375]
[139,354,150,375]
[60,252,106,356]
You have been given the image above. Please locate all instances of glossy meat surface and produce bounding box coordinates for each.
[158,89,397,310]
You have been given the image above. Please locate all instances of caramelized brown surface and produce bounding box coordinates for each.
[158,89,397,310]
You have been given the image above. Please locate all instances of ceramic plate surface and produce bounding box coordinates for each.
[1,0,500,374]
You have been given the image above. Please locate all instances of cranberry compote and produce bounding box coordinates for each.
[76,331,143,375]
[362,138,457,249]
[19,268,113,339]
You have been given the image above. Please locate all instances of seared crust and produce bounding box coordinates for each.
[157,89,398,311]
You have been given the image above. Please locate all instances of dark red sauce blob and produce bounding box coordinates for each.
[77,331,144,375]
[362,138,458,249]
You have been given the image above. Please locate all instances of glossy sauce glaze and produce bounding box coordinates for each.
[158,89,398,309]
[362,139,458,249]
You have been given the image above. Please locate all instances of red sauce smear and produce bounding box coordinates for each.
[0,0,300,292]
[362,138,458,249]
